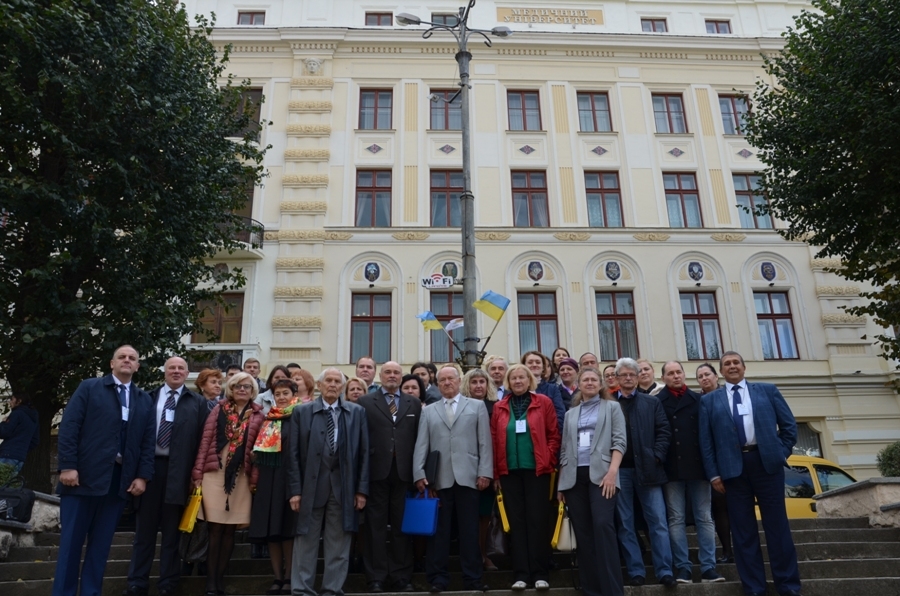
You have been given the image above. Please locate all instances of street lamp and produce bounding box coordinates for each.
[397,0,511,371]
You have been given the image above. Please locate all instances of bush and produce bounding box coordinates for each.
[876,441,900,477]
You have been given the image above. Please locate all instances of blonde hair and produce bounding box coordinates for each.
[224,372,259,401]
[571,367,612,406]
[461,369,498,402]
[504,363,538,393]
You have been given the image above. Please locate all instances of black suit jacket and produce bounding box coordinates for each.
[658,386,706,481]
[358,389,421,482]
[146,386,209,506]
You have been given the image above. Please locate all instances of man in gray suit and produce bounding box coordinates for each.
[413,365,493,593]
[287,368,370,596]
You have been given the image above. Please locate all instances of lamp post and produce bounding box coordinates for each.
[397,1,511,371]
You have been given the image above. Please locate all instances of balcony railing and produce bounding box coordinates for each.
[185,344,258,373]
[219,216,264,249]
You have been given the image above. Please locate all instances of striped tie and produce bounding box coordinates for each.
[157,390,176,449]
[389,395,397,417]
[326,407,336,453]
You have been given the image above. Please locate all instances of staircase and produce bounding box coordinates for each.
[1,517,899,595]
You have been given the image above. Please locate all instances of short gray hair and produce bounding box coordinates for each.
[615,357,640,375]
[317,367,347,384]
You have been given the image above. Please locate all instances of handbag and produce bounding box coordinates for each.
[179,519,209,563]
[178,487,203,533]
[485,510,507,556]
[551,501,577,552]
[495,490,510,533]
[401,491,440,536]
[0,487,35,523]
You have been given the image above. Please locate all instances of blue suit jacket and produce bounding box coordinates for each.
[56,375,156,499]
[699,381,797,481]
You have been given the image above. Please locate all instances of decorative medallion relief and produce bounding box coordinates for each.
[475,232,510,241]
[710,233,746,242]
[595,261,633,282]
[392,232,430,241]
[274,286,324,297]
[751,262,787,282]
[517,261,555,282]
[633,233,670,242]
[353,262,391,282]
[678,261,716,282]
[553,232,591,241]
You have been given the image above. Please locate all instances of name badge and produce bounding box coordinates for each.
[122,406,129,421]
[737,404,749,416]
[165,409,175,422]
[578,431,592,448]
[515,419,527,434]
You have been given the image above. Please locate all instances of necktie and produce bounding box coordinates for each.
[388,395,398,417]
[732,386,748,447]
[157,389,176,448]
[117,384,128,457]
[445,399,455,424]
[326,407,336,453]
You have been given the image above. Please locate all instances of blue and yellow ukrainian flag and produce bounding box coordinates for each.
[416,311,445,331]
[473,290,510,321]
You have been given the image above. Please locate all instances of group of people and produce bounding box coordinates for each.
[49,345,803,596]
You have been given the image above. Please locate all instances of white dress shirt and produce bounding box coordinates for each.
[725,380,756,446]
[325,401,340,444]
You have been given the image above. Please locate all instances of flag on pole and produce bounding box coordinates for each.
[445,318,465,331]
[473,290,511,321]
[416,311,444,331]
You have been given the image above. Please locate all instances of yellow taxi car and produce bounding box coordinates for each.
[755,455,857,519]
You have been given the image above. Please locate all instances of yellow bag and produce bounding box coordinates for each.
[551,501,577,551]
[496,490,510,533]
[548,470,557,500]
[179,487,203,533]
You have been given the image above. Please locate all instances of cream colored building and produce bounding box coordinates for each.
[183,0,900,479]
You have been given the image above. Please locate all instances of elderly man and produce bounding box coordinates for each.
[612,357,675,588]
[657,361,723,584]
[126,357,209,596]
[578,352,599,370]
[53,346,156,596]
[484,355,508,399]
[359,362,422,592]
[413,365,493,593]
[356,356,379,392]
[287,368,370,596]
[699,352,801,596]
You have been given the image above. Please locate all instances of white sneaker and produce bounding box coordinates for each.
[511,581,527,591]
[535,581,550,591]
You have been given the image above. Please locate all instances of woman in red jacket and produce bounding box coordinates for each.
[491,364,560,591]
[192,372,265,596]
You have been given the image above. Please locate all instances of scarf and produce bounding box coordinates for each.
[253,400,298,466]
[669,384,688,398]
[216,401,252,500]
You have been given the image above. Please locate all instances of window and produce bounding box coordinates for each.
[366,12,392,26]
[652,94,687,133]
[431,293,463,362]
[795,422,822,457]
[355,170,391,227]
[511,171,549,227]
[641,18,667,32]
[595,292,638,360]
[193,293,244,343]
[430,170,463,227]
[231,88,263,138]
[576,92,612,132]
[518,293,559,354]
[237,12,265,25]
[706,20,732,34]
[784,465,816,499]
[663,173,703,228]
[814,464,856,493]
[719,95,749,135]
[507,91,542,131]
[350,294,391,363]
[584,172,623,227]
[431,13,459,26]
[359,90,392,130]
[754,292,799,359]
[679,293,723,360]
[733,174,772,229]
[430,90,461,130]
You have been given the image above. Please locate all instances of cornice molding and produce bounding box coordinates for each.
[811,257,843,271]
[288,100,333,112]
[272,315,323,328]
[286,124,332,136]
[280,201,327,212]
[275,257,325,269]
[822,313,866,326]
[290,77,333,89]
[265,230,353,241]
[274,286,324,298]
[284,148,330,161]
[817,285,861,297]
[283,174,329,187]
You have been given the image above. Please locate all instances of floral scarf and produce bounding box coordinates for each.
[216,400,252,496]
[254,400,298,453]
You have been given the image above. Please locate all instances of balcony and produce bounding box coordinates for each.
[185,343,259,374]
[214,216,265,259]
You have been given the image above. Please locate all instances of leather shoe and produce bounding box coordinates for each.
[718,554,735,564]
[429,585,445,593]
[466,583,490,592]
[158,589,176,596]
[659,575,677,588]
[368,582,384,593]
[627,576,645,587]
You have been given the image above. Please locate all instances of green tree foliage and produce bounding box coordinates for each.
[876,441,900,477]
[0,0,266,491]
[744,0,900,369]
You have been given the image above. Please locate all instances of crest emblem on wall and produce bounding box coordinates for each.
[527,261,544,282]
[761,262,777,282]
[605,261,621,281]
[364,262,381,282]
[688,261,704,282]
[441,262,459,280]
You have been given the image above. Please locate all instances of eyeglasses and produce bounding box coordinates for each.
[234,384,253,391]
[616,373,637,379]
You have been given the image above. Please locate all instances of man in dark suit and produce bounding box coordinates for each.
[287,368,370,596]
[125,356,209,596]
[359,361,422,592]
[658,361,723,584]
[699,351,801,596]
[53,345,156,596]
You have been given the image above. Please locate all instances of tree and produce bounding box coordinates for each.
[744,0,900,370]
[0,0,266,492]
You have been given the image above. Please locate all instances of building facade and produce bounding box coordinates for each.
[183,0,900,478]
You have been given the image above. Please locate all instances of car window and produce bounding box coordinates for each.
[784,465,815,498]
[815,464,856,493]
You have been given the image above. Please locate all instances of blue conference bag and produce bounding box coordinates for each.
[401,491,439,536]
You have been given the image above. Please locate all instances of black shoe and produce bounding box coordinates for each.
[659,575,677,588]
[717,554,735,564]
[627,576,645,587]
[123,587,148,596]
[394,581,415,592]
[429,585,445,593]
[368,582,384,593]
